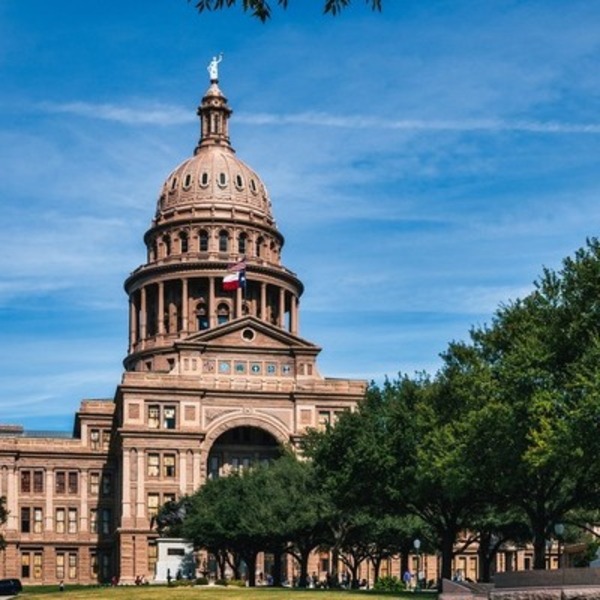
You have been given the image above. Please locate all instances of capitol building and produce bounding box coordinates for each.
[0,68,366,584]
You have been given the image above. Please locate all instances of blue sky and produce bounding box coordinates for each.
[2,0,600,430]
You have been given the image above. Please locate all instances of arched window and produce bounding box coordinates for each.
[256,236,264,258]
[163,235,171,257]
[200,172,209,188]
[219,230,229,253]
[238,232,247,255]
[183,173,192,190]
[196,301,209,331]
[235,174,244,190]
[199,230,209,252]
[217,172,227,188]
[217,303,230,325]
[179,232,188,254]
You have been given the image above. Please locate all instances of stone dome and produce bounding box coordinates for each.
[155,145,274,225]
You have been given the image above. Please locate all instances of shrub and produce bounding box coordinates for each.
[373,575,404,592]
[196,576,209,585]
[214,578,228,586]
[228,579,246,587]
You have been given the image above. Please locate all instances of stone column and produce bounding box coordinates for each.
[209,277,216,328]
[122,451,131,519]
[80,471,88,532]
[140,287,147,342]
[182,278,189,333]
[45,470,53,532]
[158,281,165,336]
[129,297,137,352]
[278,288,286,328]
[260,282,267,321]
[236,286,243,318]
[7,467,17,529]
[179,452,187,496]
[290,295,299,335]
[137,450,145,520]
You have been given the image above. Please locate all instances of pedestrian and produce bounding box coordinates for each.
[403,569,413,591]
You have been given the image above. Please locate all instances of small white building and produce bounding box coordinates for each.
[155,538,196,582]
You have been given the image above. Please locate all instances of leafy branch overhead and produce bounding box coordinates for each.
[192,0,382,22]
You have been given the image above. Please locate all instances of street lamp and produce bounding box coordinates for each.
[413,539,421,591]
[554,523,564,568]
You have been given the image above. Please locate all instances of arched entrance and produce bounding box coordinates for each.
[207,426,282,479]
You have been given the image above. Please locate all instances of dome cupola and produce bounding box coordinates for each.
[123,63,304,372]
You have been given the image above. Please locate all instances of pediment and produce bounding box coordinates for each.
[176,316,321,356]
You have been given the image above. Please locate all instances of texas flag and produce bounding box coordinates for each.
[223,260,247,291]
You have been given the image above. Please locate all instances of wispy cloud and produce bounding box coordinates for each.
[38,101,192,126]
[36,101,600,135]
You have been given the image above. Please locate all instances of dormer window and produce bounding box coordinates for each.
[250,178,258,194]
[200,172,209,188]
[183,173,192,190]
[235,174,244,190]
[170,177,177,191]
[217,172,227,188]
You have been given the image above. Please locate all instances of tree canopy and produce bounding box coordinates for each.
[192,0,382,22]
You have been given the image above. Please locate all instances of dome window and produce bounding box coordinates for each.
[217,172,228,188]
[255,236,264,258]
[235,174,244,190]
[183,174,192,190]
[179,232,188,253]
[238,232,247,255]
[170,177,178,192]
[199,230,209,252]
[200,172,210,188]
[163,235,171,257]
[219,230,229,253]
[250,178,258,194]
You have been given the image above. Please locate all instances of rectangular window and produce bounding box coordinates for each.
[164,454,176,477]
[33,552,43,580]
[90,551,98,577]
[55,471,66,494]
[148,543,158,576]
[89,472,100,495]
[56,508,66,534]
[163,406,176,429]
[21,553,30,579]
[101,473,112,496]
[68,552,77,579]
[56,552,65,580]
[33,507,43,533]
[148,453,160,477]
[101,553,110,580]
[21,507,31,533]
[90,509,98,534]
[147,493,160,518]
[21,470,31,493]
[318,410,331,428]
[163,492,176,504]
[209,456,220,479]
[68,472,78,494]
[148,405,160,429]
[102,430,111,451]
[101,509,111,535]
[33,470,44,493]
[90,429,100,450]
[68,508,78,533]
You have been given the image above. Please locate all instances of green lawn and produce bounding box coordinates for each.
[19,585,437,600]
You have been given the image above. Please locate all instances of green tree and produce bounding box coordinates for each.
[192,0,382,22]
[469,239,600,569]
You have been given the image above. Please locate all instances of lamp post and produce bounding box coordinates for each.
[554,523,564,568]
[413,539,421,591]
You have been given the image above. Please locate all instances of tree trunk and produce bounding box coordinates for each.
[532,522,548,570]
[440,532,455,581]
[478,532,492,582]
[272,551,283,587]
[331,546,340,587]
[244,552,258,586]
[297,550,310,588]
[372,556,382,583]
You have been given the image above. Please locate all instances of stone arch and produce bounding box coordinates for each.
[200,412,291,483]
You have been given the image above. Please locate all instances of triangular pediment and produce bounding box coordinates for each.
[176,316,321,356]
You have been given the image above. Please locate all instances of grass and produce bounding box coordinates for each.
[19,585,437,600]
